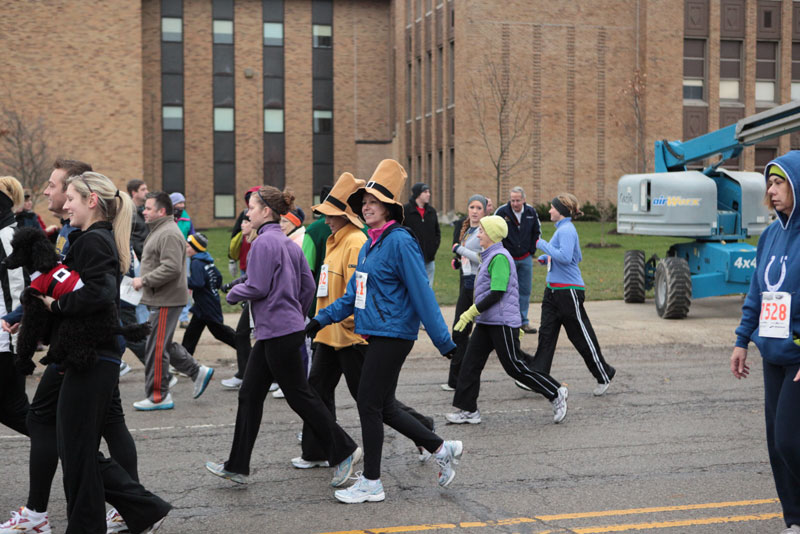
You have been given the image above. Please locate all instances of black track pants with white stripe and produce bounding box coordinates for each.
[453,324,561,413]
[531,287,615,385]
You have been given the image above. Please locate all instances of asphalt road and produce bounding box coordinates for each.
[0,297,785,533]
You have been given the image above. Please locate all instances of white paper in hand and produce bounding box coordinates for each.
[120,276,143,306]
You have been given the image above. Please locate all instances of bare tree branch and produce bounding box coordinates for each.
[0,105,53,207]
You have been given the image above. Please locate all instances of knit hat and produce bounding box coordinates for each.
[169,192,186,205]
[467,194,488,211]
[284,206,305,227]
[244,185,261,203]
[187,232,208,252]
[768,164,787,180]
[348,159,408,224]
[312,172,365,228]
[411,182,430,202]
[480,215,508,243]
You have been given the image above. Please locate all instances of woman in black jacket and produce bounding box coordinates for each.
[39,172,170,534]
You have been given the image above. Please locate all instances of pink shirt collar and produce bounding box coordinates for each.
[368,219,397,247]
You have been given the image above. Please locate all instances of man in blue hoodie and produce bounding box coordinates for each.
[731,152,800,534]
[181,233,238,357]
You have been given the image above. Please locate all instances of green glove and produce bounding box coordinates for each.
[454,304,479,332]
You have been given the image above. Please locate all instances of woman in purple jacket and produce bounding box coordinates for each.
[205,186,361,488]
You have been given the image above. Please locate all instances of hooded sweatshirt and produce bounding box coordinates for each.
[188,251,224,324]
[735,150,800,365]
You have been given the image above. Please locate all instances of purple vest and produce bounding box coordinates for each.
[474,242,521,327]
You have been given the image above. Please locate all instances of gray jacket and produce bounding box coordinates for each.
[140,215,188,307]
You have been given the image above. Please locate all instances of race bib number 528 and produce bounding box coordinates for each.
[759,291,791,339]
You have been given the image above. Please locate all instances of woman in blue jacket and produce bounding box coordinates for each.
[530,193,616,395]
[307,159,461,504]
[732,154,800,534]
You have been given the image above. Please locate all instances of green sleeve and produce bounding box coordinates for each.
[488,254,510,291]
[302,234,316,269]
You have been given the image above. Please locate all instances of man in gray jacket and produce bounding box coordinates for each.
[132,191,214,411]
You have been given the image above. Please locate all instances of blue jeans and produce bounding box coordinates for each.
[514,255,533,326]
[425,261,436,288]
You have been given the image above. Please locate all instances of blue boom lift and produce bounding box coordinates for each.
[616,100,800,318]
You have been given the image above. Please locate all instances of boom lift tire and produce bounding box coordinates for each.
[654,257,692,319]
[623,250,646,303]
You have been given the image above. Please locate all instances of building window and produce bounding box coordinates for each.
[448,41,454,106]
[313,110,333,133]
[426,51,432,114]
[312,25,332,48]
[437,46,443,110]
[162,106,183,130]
[406,62,412,120]
[263,22,283,46]
[756,41,778,102]
[793,42,800,101]
[213,20,234,44]
[214,108,234,131]
[683,38,705,100]
[415,57,422,118]
[755,147,777,174]
[719,40,741,101]
[161,17,182,42]
[264,109,284,132]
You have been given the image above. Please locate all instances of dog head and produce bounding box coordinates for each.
[2,227,61,274]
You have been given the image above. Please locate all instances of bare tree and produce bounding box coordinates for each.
[470,56,535,201]
[621,69,648,174]
[0,106,52,206]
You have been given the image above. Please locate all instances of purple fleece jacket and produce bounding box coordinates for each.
[226,221,315,340]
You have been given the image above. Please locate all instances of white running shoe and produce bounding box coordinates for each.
[552,386,568,423]
[435,440,463,487]
[439,383,455,391]
[269,382,279,392]
[514,379,532,392]
[168,375,178,389]
[133,394,174,411]
[221,377,242,389]
[445,409,481,424]
[193,365,214,399]
[780,526,800,534]
[106,507,128,533]
[331,447,362,487]
[272,387,285,399]
[205,461,248,484]
[291,456,329,469]
[334,474,385,504]
[119,361,131,378]
[417,446,432,462]
[0,506,51,534]
[593,381,610,396]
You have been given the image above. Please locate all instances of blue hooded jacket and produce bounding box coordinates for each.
[735,150,800,365]
[188,251,224,324]
[314,224,455,355]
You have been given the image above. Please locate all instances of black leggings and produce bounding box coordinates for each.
[0,352,29,436]
[301,343,434,462]
[447,276,475,389]
[358,337,443,480]
[453,323,561,412]
[225,331,357,475]
[233,303,251,380]
[181,314,237,355]
[26,364,138,514]
[531,287,615,384]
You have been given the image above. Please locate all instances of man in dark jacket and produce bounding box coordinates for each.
[403,182,440,287]
[495,186,540,334]
[126,179,150,260]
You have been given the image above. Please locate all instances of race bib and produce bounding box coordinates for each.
[316,264,329,297]
[354,271,368,309]
[461,257,472,276]
[759,291,791,339]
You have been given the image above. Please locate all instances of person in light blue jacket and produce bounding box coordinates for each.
[732,152,800,534]
[306,159,461,504]
[530,193,616,395]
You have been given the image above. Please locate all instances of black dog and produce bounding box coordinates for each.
[1,226,150,374]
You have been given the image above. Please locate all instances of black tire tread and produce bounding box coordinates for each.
[623,250,646,303]
[655,257,692,319]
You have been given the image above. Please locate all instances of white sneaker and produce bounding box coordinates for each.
[514,379,532,392]
[334,474,385,503]
[272,387,285,399]
[193,365,214,399]
[106,507,128,533]
[552,386,568,423]
[205,461,248,484]
[0,506,51,533]
[331,447,363,487]
[417,446,432,462]
[439,383,455,391]
[445,409,481,424]
[291,456,329,469]
[435,440,463,487]
[781,526,800,534]
[593,381,610,396]
[221,377,242,389]
[269,382,279,392]
[133,394,174,411]
[119,361,131,378]
[168,375,178,389]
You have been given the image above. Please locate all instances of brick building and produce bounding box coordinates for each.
[0,0,797,227]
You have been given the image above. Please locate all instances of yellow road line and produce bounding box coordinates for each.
[319,498,780,534]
